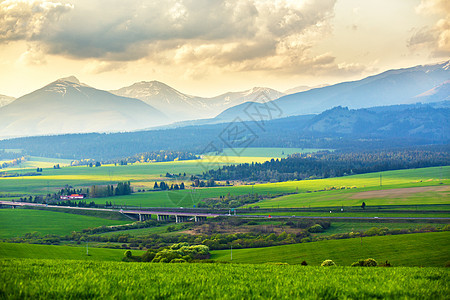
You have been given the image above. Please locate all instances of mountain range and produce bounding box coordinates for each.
[214,61,450,122]
[110,82,285,121]
[0,61,448,139]
[0,77,167,139]
[1,101,447,160]
[0,94,15,108]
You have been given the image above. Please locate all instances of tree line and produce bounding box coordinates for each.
[203,146,450,182]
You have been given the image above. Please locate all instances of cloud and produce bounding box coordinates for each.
[83,61,127,74]
[409,0,450,57]
[18,43,47,65]
[0,0,73,41]
[1,0,361,77]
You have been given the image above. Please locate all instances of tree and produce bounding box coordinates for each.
[361,202,366,210]
[180,182,185,189]
[154,182,159,189]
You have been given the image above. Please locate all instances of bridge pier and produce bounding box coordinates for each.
[139,214,151,221]
[194,216,207,222]
[157,214,170,221]
[175,215,190,223]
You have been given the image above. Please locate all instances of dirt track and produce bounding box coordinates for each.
[350,185,449,199]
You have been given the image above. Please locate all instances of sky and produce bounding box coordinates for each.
[0,0,449,98]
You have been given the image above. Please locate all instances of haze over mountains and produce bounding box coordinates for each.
[0,94,15,108]
[0,77,167,139]
[110,82,285,121]
[0,61,448,140]
[1,101,448,160]
[215,61,450,122]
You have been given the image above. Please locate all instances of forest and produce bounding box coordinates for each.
[203,146,450,182]
[0,104,448,160]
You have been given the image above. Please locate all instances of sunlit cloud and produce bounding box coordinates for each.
[409,0,450,57]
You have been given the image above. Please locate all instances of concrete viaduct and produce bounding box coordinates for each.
[119,209,212,223]
[0,201,218,223]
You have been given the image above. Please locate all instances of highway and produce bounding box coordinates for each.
[1,201,449,221]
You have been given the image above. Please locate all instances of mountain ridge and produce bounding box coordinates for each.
[0,77,168,139]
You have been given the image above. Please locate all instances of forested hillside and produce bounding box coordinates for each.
[202,146,450,182]
[0,103,448,160]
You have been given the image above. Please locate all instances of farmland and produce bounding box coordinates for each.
[0,149,449,299]
[71,166,450,208]
[0,243,144,261]
[211,231,450,267]
[1,259,448,299]
[1,231,448,267]
[0,209,129,239]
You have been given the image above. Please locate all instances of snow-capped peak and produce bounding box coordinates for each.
[58,76,81,84]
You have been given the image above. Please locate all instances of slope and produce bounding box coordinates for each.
[0,77,168,139]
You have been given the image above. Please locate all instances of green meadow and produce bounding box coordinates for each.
[0,243,144,261]
[215,147,328,158]
[1,259,448,299]
[211,231,450,267]
[83,166,449,208]
[1,231,448,267]
[0,209,130,239]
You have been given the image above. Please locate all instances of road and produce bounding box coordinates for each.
[1,201,449,221]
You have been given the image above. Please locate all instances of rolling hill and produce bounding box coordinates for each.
[0,77,168,139]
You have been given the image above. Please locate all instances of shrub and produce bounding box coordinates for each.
[364,258,378,267]
[379,260,392,267]
[351,258,378,267]
[351,260,365,267]
[308,224,324,233]
[321,260,336,267]
[301,260,308,266]
[170,258,186,263]
[124,250,132,258]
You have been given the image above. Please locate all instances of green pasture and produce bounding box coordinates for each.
[1,259,448,299]
[252,183,449,208]
[96,223,188,237]
[246,211,450,218]
[0,157,258,194]
[314,222,449,236]
[212,231,450,267]
[6,156,73,170]
[85,167,450,208]
[0,209,130,239]
[215,147,328,158]
[0,243,144,261]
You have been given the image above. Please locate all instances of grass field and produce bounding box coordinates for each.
[211,231,450,267]
[214,147,328,158]
[1,156,268,194]
[95,223,188,237]
[0,243,145,261]
[315,221,449,236]
[2,231,447,267]
[0,209,130,239]
[246,211,450,218]
[252,184,450,208]
[5,156,73,171]
[81,166,450,208]
[0,259,448,299]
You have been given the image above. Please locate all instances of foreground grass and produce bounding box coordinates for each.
[0,259,448,299]
[0,243,145,261]
[211,231,450,267]
[0,209,129,239]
